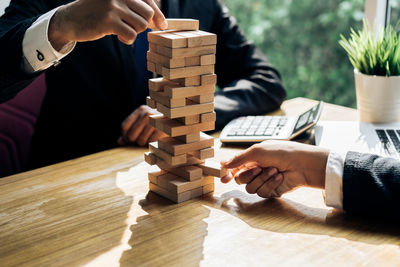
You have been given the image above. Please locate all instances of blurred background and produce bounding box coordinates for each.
[1,0,399,108]
[223,0,365,108]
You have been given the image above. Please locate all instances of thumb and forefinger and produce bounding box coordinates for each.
[142,0,168,30]
[221,147,259,169]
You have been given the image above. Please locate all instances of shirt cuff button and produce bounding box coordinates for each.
[36,50,45,61]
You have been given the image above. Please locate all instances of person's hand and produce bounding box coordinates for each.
[117,105,168,146]
[49,0,167,50]
[220,141,330,198]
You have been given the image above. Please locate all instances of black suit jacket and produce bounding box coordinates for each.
[0,0,286,169]
[343,152,400,219]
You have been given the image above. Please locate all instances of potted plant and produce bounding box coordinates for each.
[339,22,400,123]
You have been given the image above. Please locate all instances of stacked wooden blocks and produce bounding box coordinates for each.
[144,19,227,203]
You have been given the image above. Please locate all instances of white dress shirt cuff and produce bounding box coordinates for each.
[22,6,76,73]
[324,151,347,209]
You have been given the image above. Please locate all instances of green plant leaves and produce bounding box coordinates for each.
[339,20,400,76]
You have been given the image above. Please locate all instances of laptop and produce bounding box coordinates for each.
[315,121,400,158]
[220,101,323,144]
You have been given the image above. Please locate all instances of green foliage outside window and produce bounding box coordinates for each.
[223,0,364,107]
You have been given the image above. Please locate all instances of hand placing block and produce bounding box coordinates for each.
[144,19,222,203]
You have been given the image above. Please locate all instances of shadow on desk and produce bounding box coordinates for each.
[119,189,400,266]
[119,193,210,266]
[208,190,400,243]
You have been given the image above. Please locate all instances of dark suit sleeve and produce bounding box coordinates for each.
[210,1,286,129]
[0,0,48,103]
[343,151,400,219]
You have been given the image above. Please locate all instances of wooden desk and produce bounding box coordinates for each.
[1,97,400,266]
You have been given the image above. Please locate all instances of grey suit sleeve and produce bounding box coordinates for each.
[343,151,400,219]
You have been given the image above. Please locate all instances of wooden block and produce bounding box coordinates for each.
[162,65,214,80]
[149,182,191,203]
[155,63,163,75]
[150,182,206,203]
[163,84,214,99]
[147,29,179,35]
[149,114,167,132]
[149,153,204,180]
[147,61,156,73]
[177,115,200,125]
[157,174,214,194]
[165,120,214,136]
[148,167,168,185]
[149,43,158,53]
[188,94,214,104]
[189,147,214,160]
[149,115,215,136]
[175,30,217,47]
[146,96,157,109]
[165,19,199,31]
[187,156,205,165]
[150,172,175,187]
[193,30,218,46]
[155,154,204,169]
[149,90,185,108]
[172,76,201,86]
[198,160,229,178]
[203,183,215,194]
[157,102,214,119]
[176,133,201,143]
[200,54,216,65]
[148,32,187,48]
[148,77,179,92]
[156,45,216,59]
[185,56,201,67]
[158,133,214,155]
[144,152,157,165]
[190,186,205,199]
[149,142,187,166]
[201,112,217,123]
[159,163,203,181]
[147,51,185,68]
[201,74,217,85]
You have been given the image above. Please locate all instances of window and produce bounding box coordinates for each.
[389,0,400,27]
[223,0,365,108]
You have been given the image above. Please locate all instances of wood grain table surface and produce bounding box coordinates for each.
[1,97,400,267]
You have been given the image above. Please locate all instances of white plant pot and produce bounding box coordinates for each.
[354,69,400,123]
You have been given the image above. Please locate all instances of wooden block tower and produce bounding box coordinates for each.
[144,19,227,203]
